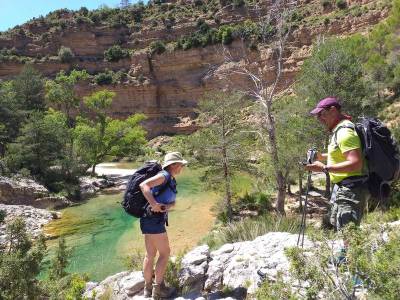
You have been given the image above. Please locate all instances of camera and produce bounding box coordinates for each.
[302,147,317,165]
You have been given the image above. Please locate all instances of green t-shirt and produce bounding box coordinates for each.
[328,120,364,184]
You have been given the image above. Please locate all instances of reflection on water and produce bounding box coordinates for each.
[44,165,216,281]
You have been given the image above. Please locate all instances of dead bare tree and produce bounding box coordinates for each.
[213,0,298,215]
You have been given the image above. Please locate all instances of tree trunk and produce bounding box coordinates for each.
[275,171,286,215]
[91,164,96,176]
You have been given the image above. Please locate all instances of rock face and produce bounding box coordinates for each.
[0,176,70,209]
[0,1,388,137]
[84,231,316,299]
[0,203,59,243]
[79,176,116,199]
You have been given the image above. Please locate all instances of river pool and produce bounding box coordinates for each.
[44,165,217,281]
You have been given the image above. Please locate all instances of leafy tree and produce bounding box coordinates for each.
[273,96,324,197]
[48,237,70,281]
[191,92,252,222]
[45,70,89,128]
[6,110,70,188]
[74,90,147,175]
[296,36,373,117]
[0,218,46,300]
[12,64,45,111]
[0,81,24,157]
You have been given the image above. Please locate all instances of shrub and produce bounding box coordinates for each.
[58,46,74,63]
[324,17,330,25]
[320,0,332,9]
[75,15,93,25]
[219,26,233,45]
[233,192,273,212]
[94,71,113,85]
[233,0,245,8]
[164,252,184,291]
[278,223,400,300]
[104,45,130,62]
[149,40,166,55]
[336,0,347,9]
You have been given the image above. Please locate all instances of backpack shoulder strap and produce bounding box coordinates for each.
[157,170,173,192]
[333,123,355,147]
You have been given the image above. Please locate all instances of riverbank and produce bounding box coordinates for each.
[43,165,218,281]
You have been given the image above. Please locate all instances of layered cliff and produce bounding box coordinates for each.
[0,0,389,137]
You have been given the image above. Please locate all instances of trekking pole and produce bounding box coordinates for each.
[297,170,312,248]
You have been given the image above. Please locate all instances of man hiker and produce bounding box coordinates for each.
[304,96,370,231]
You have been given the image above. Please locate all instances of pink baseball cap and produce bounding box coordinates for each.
[310,97,341,115]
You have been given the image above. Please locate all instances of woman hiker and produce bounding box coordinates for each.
[139,152,187,299]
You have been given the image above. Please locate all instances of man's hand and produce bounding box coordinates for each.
[304,161,325,173]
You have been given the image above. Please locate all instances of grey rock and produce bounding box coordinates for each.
[0,176,49,206]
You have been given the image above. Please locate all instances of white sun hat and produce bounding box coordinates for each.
[162,152,188,169]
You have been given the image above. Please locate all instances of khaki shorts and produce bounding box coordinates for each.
[329,183,370,230]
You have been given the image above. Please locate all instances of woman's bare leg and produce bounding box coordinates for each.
[151,232,171,284]
[143,234,157,284]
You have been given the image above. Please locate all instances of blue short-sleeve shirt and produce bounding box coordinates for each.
[151,170,177,204]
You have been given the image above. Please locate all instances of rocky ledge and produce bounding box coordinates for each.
[0,176,71,209]
[0,203,60,244]
[84,232,317,300]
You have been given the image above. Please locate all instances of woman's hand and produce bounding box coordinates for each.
[150,202,164,213]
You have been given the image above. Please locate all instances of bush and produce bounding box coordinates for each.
[94,71,113,85]
[233,0,245,8]
[233,192,273,212]
[104,45,130,62]
[219,26,233,45]
[320,0,332,9]
[149,40,166,55]
[281,223,400,300]
[336,0,347,9]
[58,46,74,63]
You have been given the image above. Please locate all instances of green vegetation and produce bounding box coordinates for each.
[201,214,301,250]
[0,218,46,299]
[1,67,147,198]
[336,0,347,9]
[0,216,87,300]
[190,92,253,222]
[149,40,166,55]
[104,45,130,62]
[75,90,147,175]
[58,46,74,63]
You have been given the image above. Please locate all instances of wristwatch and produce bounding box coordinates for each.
[323,165,330,174]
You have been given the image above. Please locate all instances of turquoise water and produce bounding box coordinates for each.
[45,193,138,281]
[44,167,217,281]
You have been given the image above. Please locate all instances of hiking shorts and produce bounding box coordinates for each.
[329,183,370,231]
[140,214,166,234]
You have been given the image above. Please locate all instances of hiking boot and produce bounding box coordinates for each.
[152,282,176,300]
[144,282,153,298]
